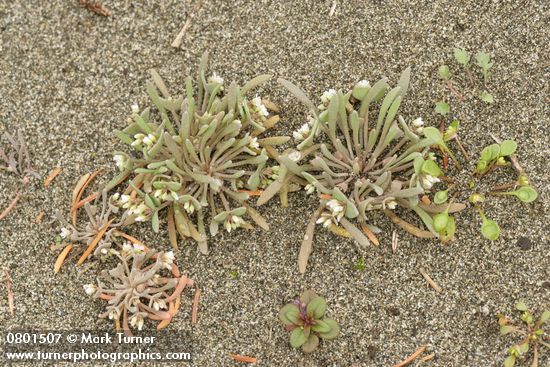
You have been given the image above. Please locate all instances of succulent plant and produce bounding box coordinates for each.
[498,301,549,367]
[475,140,517,175]
[105,53,286,254]
[0,130,40,183]
[260,70,463,272]
[85,245,193,336]
[279,290,340,353]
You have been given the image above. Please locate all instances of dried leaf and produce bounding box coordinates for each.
[361,224,380,246]
[340,218,370,247]
[0,192,21,221]
[54,244,74,274]
[35,211,45,224]
[419,268,443,293]
[77,219,114,265]
[44,167,62,187]
[4,269,14,316]
[229,354,257,363]
[298,205,323,273]
[167,207,178,250]
[192,287,201,325]
[392,345,427,367]
[384,210,436,238]
[328,224,351,238]
[244,203,269,230]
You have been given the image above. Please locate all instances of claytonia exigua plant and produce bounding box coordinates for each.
[259,69,464,272]
[106,53,287,254]
[87,245,193,336]
[498,301,549,367]
[279,290,340,353]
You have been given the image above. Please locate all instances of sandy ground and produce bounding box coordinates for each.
[0,0,549,366]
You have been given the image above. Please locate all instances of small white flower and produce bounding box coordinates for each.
[122,242,133,253]
[108,308,119,320]
[288,151,301,162]
[142,134,157,147]
[316,213,333,228]
[326,199,345,221]
[357,80,370,88]
[385,200,397,210]
[160,251,175,270]
[131,103,139,113]
[111,193,120,201]
[208,72,224,85]
[100,248,108,255]
[320,89,337,105]
[252,96,269,117]
[249,137,260,150]
[183,201,195,214]
[135,214,148,222]
[132,243,145,253]
[131,133,145,147]
[304,184,315,195]
[421,175,440,190]
[412,117,424,127]
[120,194,131,205]
[113,154,126,170]
[60,228,71,239]
[130,314,144,331]
[152,299,167,311]
[83,284,97,296]
[293,123,311,141]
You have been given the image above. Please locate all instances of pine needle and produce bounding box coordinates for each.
[44,167,62,187]
[0,192,21,221]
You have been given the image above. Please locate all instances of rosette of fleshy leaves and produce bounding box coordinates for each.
[84,245,193,336]
[259,70,464,272]
[105,53,287,254]
[279,290,340,353]
[498,301,549,367]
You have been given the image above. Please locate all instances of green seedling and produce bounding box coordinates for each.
[453,47,474,86]
[475,205,500,241]
[432,202,456,243]
[279,290,340,353]
[475,140,517,175]
[480,90,494,104]
[435,101,450,116]
[438,65,465,101]
[498,301,549,367]
[353,258,366,271]
[434,189,449,205]
[493,186,538,203]
[423,127,461,169]
[476,51,493,86]
[228,270,239,279]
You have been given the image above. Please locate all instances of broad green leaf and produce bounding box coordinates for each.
[435,101,450,116]
[421,160,443,177]
[289,328,307,348]
[318,318,340,340]
[453,48,470,66]
[279,304,300,325]
[501,186,538,203]
[301,334,319,353]
[504,355,515,367]
[539,310,550,323]
[300,290,318,304]
[312,320,331,333]
[481,218,500,241]
[434,190,448,205]
[480,91,494,103]
[499,140,517,156]
[499,325,516,335]
[515,301,528,312]
[306,297,327,319]
[438,65,451,80]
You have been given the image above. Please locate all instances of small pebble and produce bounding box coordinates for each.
[516,237,532,250]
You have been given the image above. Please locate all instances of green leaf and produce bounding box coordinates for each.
[500,186,538,203]
[306,297,327,319]
[515,301,528,312]
[499,140,517,156]
[504,355,515,367]
[435,101,450,116]
[518,342,529,354]
[300,290,318,304]
[453,48,471,66]
[289,328,307,348]
[318,318,340,340]
[279,304,300,325]
[481,218,500,241]
[421,160,443,177]
[480,91,494,103]
[438,65,451,80]
[476,52,492,70]
[151,211,159,233]
[433,190,448,205]
[539,310,550,323]
[311,319,331,333]
[301,334,319,353]
[433,212,449,233]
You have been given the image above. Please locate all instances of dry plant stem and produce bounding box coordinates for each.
[79,0,111,16]
[171,0,202,48]
[4,269,14,316]
[229,354,257,363]
[446,80,465,101]
[192,287,201,325]
[35,211,45,224]
[393,345,427,367]
[44,167,62,187]
[391,230,398,253]
[361,224,380,246]
[454,137,470,161]
[420,353,435,362]
[298,204,324,273]
[383,210,436,238]
[54,244,74,274]
[419,268,443,293]
[0,192,21,221]
[77,219,114,265]
[490,133,525,175]
[329,0,337,16]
